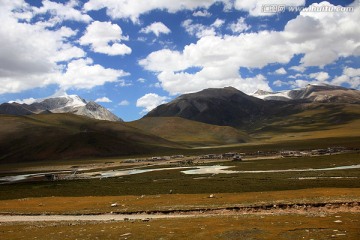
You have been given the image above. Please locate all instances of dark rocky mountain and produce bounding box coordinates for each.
[145,87,275,127]
[0,94,122,122]
[0,103,33,115]
[145,85,360,128]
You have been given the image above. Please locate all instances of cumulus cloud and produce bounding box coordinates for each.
[274,68,287,75]
[234,0,305,16]
[309,72,329,82]
[79,21,131,56]
[289,65,306,73]
[140,2,360,95]
[182,19,224,38]
[84,0,230,22]
[193,10,211,17]
[212,18,225,28]
[57,58,129,90]
[284,1,360,67]
[136,93,169,113]
[332,67,360,89]
[0,1,86,94]
[140,22,171,37]
[229,17,250,33]
[1,2,125,95]
[9,97,37,105]
[95,97,112,103]
[273,80,286,87]
[32,0,92,25]
[119,100,130,106]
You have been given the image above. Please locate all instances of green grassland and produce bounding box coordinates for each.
[250,103,360,142]
[0,153,359,200]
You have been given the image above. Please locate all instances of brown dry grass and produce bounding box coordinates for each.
[1,213,359,239]
[1,188,359,215]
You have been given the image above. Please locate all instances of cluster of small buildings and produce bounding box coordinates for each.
[123,155,185,163]
[280,147,347,157]
[199,152,243,161]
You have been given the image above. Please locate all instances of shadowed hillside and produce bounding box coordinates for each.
[0,114,184,163]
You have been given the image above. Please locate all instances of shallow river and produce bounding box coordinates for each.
[1,164,360,183]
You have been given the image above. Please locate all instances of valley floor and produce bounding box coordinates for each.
[1,152,359,239]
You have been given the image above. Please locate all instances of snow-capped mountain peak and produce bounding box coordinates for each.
[252,84,360,103]
[5,92,122,122]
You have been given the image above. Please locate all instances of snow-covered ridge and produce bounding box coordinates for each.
[252,89,291,100]
[7,91,122,122]
[251,84,359,103]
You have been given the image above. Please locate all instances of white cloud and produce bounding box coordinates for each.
[136,93,169,113]
[32,0,92,24]
[95,97,112,103]
[140,22,171,37]
[193,10,211,17]
[9,97,37,105]
[234,0,305,16]
[57,58,129,90]
[332,67,360,89]
[229,17,250,33]
[182,19,224,38]
[288,73,304,79]
[0,1,86,94]
[158,70,270,95]
[211,18,225,28]
[289,65,306,73]
[273,80,286,87]
[284,1,360,67]
[344,67,360,78]
[140,2,360,95]
[309,71,329,82]
[84,0,230,22]
[274,67,287,75]
[137,78,146,83]
[119,100,130,106]
[79,21,131,56]
[292,79,312,88]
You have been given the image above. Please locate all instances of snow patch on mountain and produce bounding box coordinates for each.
[7,91,122,122]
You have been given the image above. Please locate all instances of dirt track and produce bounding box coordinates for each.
[1,201,359,223]
[0,214,193,222]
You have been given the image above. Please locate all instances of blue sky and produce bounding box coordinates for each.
[0,0,359,121]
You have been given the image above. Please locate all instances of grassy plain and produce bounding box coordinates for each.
[0,153,359,200]
[0,150,359,239]
[0,188,359,215]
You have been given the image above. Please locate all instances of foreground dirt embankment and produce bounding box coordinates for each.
[0,201,359,223]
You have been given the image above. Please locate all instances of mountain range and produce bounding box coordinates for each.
[0,84,359,162]
[145,84,360,128]
[252,84,360,103]
[0,93,121,122]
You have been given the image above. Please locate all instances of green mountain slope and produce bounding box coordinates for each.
[128,117,250,147]
[250,103,360,143]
